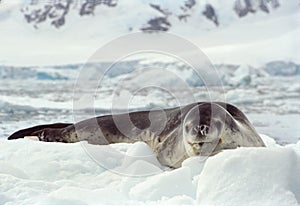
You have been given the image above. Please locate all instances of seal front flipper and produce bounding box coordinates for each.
[7,123,72,140]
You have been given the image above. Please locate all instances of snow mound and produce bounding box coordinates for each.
[0,135,299,205]
[197,147,300,206]
[119,142,163,176]
[129,167,195,201]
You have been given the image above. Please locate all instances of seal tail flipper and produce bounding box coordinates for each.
[7,123,72,140]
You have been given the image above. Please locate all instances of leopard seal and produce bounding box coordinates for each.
[7,102,265,168]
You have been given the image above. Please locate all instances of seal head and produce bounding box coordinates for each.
[183,103,226,157]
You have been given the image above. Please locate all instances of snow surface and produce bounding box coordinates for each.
[0,135,299,205]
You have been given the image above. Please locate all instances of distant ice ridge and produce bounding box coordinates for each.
[0,60,299,86]
[0,134,299,205]
[264,61,300,76]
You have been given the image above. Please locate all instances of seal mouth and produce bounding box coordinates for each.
[188,138,222,148]
[188,141,213,147]
[187,139,223,156]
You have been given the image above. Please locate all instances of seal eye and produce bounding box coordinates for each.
[192,127,198,135]
[185,125,189,132]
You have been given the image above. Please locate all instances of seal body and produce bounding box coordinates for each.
[8,102,265,168]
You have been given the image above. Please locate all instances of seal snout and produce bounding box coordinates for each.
[198,124,209,136]
[193,124,210,141]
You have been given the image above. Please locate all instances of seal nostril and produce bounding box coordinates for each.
[199,124,209,136]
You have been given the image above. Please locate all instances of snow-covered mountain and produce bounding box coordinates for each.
[21,0,281,31]
[0,0,299,66]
